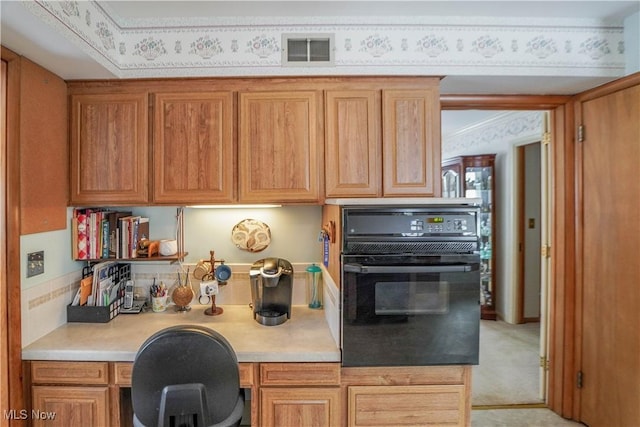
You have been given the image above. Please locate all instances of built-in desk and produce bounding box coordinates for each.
[23,305,341,427]
[22,305,340,362]
[22,305,471,426]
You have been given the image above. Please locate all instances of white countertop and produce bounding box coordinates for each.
[22,305,340,363]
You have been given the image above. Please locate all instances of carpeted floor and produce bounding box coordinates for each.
[472,408,584,426]
[472,319,543,406]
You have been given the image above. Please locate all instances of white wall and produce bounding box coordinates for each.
[20,208,84,345]
[625,11,640,74]
[182,206,322,264]
[442,111,544,323]
[20,205,324,345]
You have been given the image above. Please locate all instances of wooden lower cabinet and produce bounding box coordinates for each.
[260,387,341,427]
[29,361,110,426]
[347,385,465,427]
[31,386,109,427]
[26,361,470,426]
[259,363,341,427]
[342,366,471,427]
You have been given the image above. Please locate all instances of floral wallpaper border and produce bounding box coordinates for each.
[442,111,544,157]
[24,1,625,79]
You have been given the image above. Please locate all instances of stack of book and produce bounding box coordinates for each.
[71,208,149,260]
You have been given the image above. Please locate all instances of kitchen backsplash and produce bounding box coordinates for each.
[21,269,82,347]
[21,261,339,348]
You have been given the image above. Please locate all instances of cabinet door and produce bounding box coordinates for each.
[348,384,466,427]
[70,93,149,205]
[238,91,323,203]
[19,58,68,234]
[152,92,235,204]
[260,387,340,427]
[32,386,109,427]
[324,90,381,197]
[382,88,440,196]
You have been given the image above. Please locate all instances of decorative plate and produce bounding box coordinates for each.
[231,219,271,252]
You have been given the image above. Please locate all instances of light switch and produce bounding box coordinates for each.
[27,251,44,277]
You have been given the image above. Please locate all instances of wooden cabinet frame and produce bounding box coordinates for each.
[29,361,111,426]
[324,90,381,198]
[259,363,341,427]
[324,82,441,199]
[67,77,444,205]
[152,91,235,204]
[382,88,441,196]
[238,90,324,203]
[70,92,149,205]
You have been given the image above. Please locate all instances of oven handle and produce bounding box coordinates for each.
[343,264,473,274]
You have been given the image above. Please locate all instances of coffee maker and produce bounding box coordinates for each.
[249,258,293,326]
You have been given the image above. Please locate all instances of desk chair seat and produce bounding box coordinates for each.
[132,325,244,427]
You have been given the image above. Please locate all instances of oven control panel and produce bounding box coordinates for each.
[410,215,472,234]
[344,208,479,237]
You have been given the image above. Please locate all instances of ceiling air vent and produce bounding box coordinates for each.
[282,34,334,66]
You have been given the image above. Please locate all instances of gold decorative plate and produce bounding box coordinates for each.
[231,219,271,252]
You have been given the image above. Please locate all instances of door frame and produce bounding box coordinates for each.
[441,95,576,418]
[1,57,9,427]
[1,47,24,424]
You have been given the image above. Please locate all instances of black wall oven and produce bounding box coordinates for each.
[341,205,481,367]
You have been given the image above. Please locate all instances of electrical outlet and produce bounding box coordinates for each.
[27,251,45,277]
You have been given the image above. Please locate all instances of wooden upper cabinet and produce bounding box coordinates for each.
[324,83,441,199]
[152,92,235,204]
[324,90,381,198]
[238,91,323,203]
[70,92,149,205]
[382,87,441,197]
[18,58,68,234]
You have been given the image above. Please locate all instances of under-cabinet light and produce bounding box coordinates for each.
[186,204,282,209]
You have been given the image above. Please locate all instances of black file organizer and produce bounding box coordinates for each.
[67,263,131,323]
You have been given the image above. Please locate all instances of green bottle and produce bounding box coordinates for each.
[306,264,323,309]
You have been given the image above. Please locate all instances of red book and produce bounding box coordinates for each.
[75,209,89,260]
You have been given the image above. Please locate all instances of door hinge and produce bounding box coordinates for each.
[539,356,550,371]
[541,245,551,258]
[542,131,551,146]
[577,370,584,389]
[577,125,585,143]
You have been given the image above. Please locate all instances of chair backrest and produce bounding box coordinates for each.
[131,325,244,427]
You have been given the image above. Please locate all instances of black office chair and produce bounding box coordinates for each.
[131,325,245,427]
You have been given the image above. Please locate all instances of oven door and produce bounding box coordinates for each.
[341,254,480,367]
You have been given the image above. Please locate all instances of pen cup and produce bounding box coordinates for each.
[151,296,168,312]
